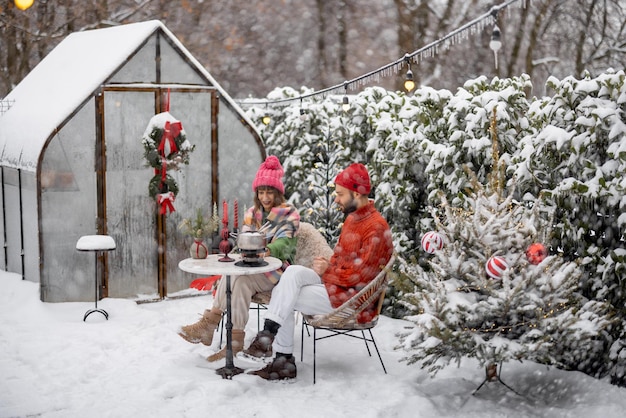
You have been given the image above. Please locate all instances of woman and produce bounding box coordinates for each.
[178,155,300,362]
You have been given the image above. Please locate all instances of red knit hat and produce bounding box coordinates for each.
[334,163,371,195]
[252,155,285,194]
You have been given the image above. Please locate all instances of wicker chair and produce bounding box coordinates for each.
[300,254,395,383]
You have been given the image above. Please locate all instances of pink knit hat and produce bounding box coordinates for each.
[334,163,371,195]
[252,155,285,194]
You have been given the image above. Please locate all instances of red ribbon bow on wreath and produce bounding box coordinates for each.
[157,120,182,157]
[157,191,176,215]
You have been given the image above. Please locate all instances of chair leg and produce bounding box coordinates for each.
[313,327,317,384]
[300,318,305,361]
[361,330,372,356]
[302,320,386,382]
[367,329,387,374]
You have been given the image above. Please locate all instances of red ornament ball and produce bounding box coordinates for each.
[526,242,548,265]
[486,255,508,280]
[421,231,444,254]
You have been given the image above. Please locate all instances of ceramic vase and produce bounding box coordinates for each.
[190,239,208,259]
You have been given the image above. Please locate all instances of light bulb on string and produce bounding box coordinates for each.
[299,98,307,121]
[14,0,35,10]
[261,103,271,125]
[341,81,350,112]
[341,95,350,112]
[403,53,416,93]
[489,25,502,70]
[404,69,415,93]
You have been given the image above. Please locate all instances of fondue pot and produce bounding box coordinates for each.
[236,232,267,264]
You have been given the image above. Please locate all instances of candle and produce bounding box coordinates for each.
[222,199,228,226]
[234,199,239,230]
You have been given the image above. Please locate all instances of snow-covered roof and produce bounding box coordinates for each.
[0,20,252,172]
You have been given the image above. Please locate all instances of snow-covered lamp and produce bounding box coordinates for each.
[15,0,35,10]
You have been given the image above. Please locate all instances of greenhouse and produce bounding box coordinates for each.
[0,20,264,302]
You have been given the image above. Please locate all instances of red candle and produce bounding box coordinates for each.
[234,199,239,229]
[222,199,228,226]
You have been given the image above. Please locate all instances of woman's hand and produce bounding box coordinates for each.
[312,257,330,276]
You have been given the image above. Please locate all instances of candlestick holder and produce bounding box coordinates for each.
[218,225,234,262]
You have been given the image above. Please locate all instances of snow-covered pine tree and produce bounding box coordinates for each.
[397,109,614,382]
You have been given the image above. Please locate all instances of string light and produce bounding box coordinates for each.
[341,82,350,112]
[299,98,307,120]
[14,0,35,10]
[403,53,416,93]
[341,96,350,112]
[261,103,271,125]
[238,0,524,108]
[404,69,415,93]
[458,302,570,334]
[489,25,502,70]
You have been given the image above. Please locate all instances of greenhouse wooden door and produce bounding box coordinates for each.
[100,86,217,300]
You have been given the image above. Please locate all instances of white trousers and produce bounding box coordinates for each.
[264,265,333,354]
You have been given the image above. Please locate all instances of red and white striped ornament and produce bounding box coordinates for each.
[485,255,508,279]
[421,231,444,254]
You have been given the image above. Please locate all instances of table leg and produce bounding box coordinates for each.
[216,274,243,378]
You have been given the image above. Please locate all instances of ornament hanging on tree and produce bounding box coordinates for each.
[525,242,548,265]
[486,255,508,280]
[421,231,444,254]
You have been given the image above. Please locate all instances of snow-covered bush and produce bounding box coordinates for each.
[243,69,626,385]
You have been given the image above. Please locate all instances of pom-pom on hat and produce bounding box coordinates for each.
[252,155,285,194]
[334,163,371,195]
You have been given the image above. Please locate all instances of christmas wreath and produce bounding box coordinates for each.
[141,111,195,213]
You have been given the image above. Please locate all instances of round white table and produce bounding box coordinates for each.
[179,254,282,378]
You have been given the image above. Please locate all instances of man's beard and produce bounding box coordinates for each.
[341,195,358,214]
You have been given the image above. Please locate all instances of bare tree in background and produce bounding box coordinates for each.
[1,0,625,100]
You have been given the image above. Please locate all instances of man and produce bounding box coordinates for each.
[243,162,394,381]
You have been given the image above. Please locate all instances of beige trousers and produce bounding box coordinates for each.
[212,272,276,329]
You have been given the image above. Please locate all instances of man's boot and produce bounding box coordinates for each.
[178,308,222,346]
[242,329,274,360]
[249,354,297,381]
[206,329,245,362]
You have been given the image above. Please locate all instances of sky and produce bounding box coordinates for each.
[2,269,626,418]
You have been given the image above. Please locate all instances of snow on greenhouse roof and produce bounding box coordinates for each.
[0,20,248,172]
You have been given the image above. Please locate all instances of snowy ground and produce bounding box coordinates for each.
[1,269,625,418]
